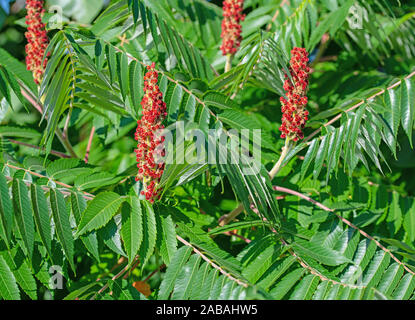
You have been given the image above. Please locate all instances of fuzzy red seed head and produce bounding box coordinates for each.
[220,0,245,56]
[279,47,310,141]
[25,0,49,85]
[134,63,167,203]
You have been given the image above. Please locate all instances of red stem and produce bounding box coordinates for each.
[84,126,95,164]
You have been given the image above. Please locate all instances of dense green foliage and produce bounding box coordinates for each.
[0,0,414,300]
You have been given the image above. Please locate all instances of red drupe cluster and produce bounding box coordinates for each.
[279,47,310,141]
[134,63,167,203]
[220,0,246,56]
[25,0,49,85]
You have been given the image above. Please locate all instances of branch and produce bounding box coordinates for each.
[8,139,71,158]
[84,126,95,164]
[273,185,333,212]
[273,185,415,276]
[304,70,415,143]
[219,138,293,226]
[143,264,165,282]
[20,86,78,158]
[91,256,139,300]
[265,0,290,31]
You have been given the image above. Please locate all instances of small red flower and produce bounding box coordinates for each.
[279,47,310,141]
[220,0,246,56]
[25,0,49,85]
[134,63,167,203]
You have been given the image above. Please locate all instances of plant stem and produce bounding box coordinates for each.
[20,86,78,159]
[39,93,78,159]
[225,54,233,73]
[56,129,78,158]
[143,264,165,282]
[176,235,248,287]
[8,139,71,158]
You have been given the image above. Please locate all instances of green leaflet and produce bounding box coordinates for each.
[63,282,100,300]
[49,189,75,272]
[270,268,305,299]
[71,191,100,262]
[0,48,37,93]
[100,218,126,257]
[392,274,415,300]
[0,126,41,140]
[117,51,130,101]
[387,192,403,235]
[403,198,415,243]
[382,88,401,158]
[300,138,319,181]
[290,274,320,300]
[76,192,125,236]
[138,201,157,268]
[377,263,404,296]
[159,214,178,265]
[121,196,143,264]
[171,254,201,300]
[12,179,35,259]
[313,133,330,179]
[166,84,183,123]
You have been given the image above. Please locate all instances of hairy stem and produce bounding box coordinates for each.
[91,256,139,300]
[176,235,248,287]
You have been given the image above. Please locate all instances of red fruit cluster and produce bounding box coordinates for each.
[134,63,167,203]
[25,0,49,85]
[279,47,310,141]
[220,0,246,56]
